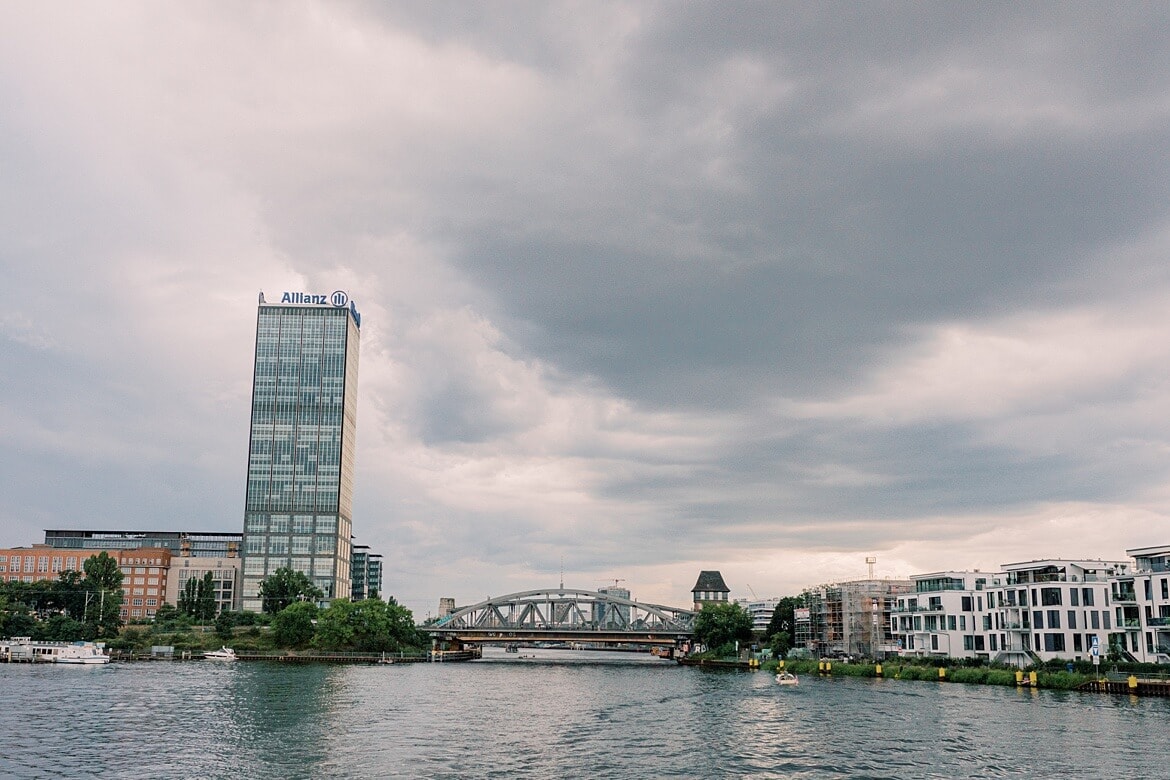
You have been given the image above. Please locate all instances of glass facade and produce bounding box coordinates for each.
[241,296,360,610]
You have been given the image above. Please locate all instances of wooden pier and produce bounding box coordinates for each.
[1079,676,1170,696]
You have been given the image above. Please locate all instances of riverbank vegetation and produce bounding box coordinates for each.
[1,566,428,656]
[763,657,1169,691]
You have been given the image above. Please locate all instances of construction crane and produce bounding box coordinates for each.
[596,578,626,589]
[747,583,759,599]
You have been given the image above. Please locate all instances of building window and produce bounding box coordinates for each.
[1082,588,1094,607]
[1162,579,1168,600]
[1047,610,1061,629]
[1041,588,1061,606]
[1033,611,1044,630]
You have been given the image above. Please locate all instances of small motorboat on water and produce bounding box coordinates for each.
[203,647,237,660]
[775,671,799,686]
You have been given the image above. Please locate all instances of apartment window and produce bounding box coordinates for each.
[1033,611,1044,630]
[1145,581,1153,601]
[1162,579,1168,600]
[1090,611,1100,629]
[1082,588,1094,607]
[1073,634,1083,652]
[959,616,966,630]
[961,596,973,611]
[964,636,974,651]
[974,636,985,651]
[1103,612,1112,630]
[132,598,143,606]
[1047,610,1061,629]
[1041,588,1062,606]
[989,635,998,651]
[948,615,957,631]
[1067,611,1077,630]
[66,557,77,570]
[146,599,157,607]
[1070,589,1079,607]
[1044,633,1065,652]
[931,636,939,651]
[977,597,983,612]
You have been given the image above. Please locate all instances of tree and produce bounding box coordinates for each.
[765,595,807,657]
[315,597,426,652]
[39,614,86,641]
[196,571,217,622]
[82,552,124,639]
[56,570,88,620]
[178,577,198,617]
[693,602,754,654]
[272,601,318,647]
[258,568,323,615]
[214,609,235,640]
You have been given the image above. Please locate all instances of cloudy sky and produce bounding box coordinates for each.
[3,2,1169,615]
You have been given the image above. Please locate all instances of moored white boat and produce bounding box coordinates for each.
[54,642,111,665]
[203,647,237,660]
[775,671,799,686]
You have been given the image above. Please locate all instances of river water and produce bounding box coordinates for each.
[3,648,1167,779]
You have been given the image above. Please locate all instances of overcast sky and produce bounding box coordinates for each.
[3,2,1169,616]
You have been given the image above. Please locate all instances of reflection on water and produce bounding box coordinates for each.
[2,649,1169,779]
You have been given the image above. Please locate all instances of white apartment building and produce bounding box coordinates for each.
[985,559,1125,666]
[735,598,780,633]
[892,559,1138,667]
[891,571,995,660]
[1113,545,1170,663]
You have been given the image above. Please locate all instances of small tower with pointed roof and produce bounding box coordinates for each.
[691,570,730,611]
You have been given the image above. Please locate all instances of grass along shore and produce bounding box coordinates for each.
[763,659,1098,690]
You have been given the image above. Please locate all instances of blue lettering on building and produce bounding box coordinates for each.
[274,290,360,328]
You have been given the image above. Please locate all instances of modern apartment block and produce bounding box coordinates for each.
[241,290,362,611]
[1113,545,1170,663]
[890,558,1134,666]
[892,571,993,660]
[735,597,780,633]
[350,545,383,601]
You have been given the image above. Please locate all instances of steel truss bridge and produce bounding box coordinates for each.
[424,588,696,648]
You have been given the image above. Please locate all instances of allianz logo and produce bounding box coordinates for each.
[281,290,349,307]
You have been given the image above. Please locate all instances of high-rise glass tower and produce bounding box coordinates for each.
[241,290,361,611]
